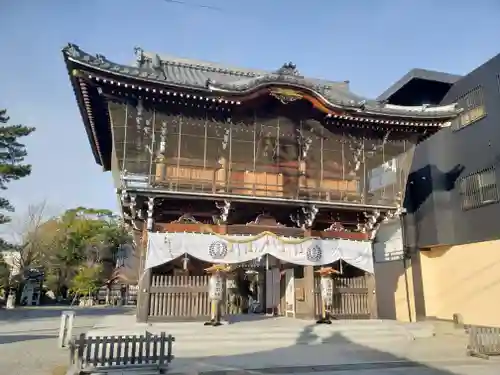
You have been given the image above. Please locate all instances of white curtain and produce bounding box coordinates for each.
[146,232,374,274]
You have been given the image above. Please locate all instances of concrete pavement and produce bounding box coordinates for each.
[1,307,499,375]
[0,306,134,375]
[87,314,500,375]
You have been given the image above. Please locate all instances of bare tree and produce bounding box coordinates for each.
[8,201,56,280]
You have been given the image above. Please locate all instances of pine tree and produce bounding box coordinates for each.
[0,109,35,247]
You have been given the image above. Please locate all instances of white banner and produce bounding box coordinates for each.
[146,232,374,273]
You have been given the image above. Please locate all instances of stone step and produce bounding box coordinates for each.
[87,319,435,353]
[155,328,411,340]
[171,337,417,357]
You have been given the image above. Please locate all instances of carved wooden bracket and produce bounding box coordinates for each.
[146,197,155,231]
[290,205,319,229]
[269,88,303,104]
[325,222,347,232]
[214,200,231,224]
[171,213,199,224]
[246,214,285,227]
[358,207,405,240]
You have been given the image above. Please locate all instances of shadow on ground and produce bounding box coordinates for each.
[0,334,58,345]
[167,324,489,375]
[225,314,277,324]
[0,306,135,322]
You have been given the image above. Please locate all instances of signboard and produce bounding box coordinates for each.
[208,274,224,300]
[320,277,334,305]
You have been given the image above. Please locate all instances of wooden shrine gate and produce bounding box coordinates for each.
[314,275,371,319]
[149,275,212,321]
[148,275,242,321]
[149,274,371,321]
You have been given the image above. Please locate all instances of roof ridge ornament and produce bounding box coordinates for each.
[63,43,81,58]
[276,62,302,77]
[134,46,145,68]
[205,78,215,89]
[95,53,107,64]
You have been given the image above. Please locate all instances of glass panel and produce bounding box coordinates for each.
[365,138,408,206]
[111,102,155,177]
[109,102,127,144]
[230,121,255,166]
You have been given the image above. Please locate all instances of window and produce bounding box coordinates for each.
[453,86,486,130]
[497,74,500,95]
[459,167,499,210]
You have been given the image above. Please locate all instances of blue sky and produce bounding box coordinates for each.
[0,0,499,220]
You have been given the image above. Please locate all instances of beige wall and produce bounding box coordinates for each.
[373,219,417,322]
[420,240,500,327]
[374,259,416,322]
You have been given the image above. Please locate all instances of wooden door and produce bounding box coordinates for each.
[314,275,370,319]
[148,275,211,321]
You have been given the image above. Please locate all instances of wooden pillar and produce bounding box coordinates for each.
[136,269,152,323]
[136,228,151,323]
[365,273,378,319]
[303,227,315,319]
[303,266,316,319]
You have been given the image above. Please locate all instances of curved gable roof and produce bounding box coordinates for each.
[63,44,461,120]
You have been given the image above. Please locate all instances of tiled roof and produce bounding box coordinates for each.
[138,50,361,102]
[62,43,461,120]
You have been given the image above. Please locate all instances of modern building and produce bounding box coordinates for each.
[374,53,500,327]
[62,43,462,323]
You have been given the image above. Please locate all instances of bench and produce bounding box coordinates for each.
[466,325,500,359]
[67,332,175,374]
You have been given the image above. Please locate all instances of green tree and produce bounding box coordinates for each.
[0,109,35,298]
[0,109,36,229]
[40,207,132,299]
[70,263,103,297]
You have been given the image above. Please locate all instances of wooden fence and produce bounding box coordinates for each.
[149,275,211,320]
[314,275,370,319]
[96,284,138,305]
[68,332,175,374]
[466,325,500,359]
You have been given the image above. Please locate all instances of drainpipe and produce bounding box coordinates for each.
[400,211,413,323]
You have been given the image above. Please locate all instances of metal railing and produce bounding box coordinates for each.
[120,148,416,208]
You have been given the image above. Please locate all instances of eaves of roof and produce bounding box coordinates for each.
[63,51,105,167]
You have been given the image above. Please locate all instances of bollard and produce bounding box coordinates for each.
[58,310,76,348]
[6,290,15,309]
